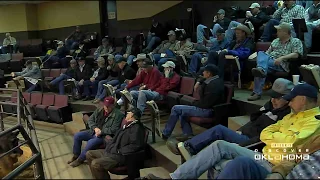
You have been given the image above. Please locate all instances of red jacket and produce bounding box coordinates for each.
[154,72,180,96]
[126,67,161,90]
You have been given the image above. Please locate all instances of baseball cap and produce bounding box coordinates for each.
[203,64,219,76]
[133,53,147,62]
[70,59,77,64]
[126,35,133,40]
[266,78,294,98]
[167,30,176,36]
[116,56,127,63]
[162,61,175,68]
[282,83,318,101]
[107,54,114,60]
[102,38,109,42]
[217,9,225,15]
[103,97,115,107]
[274,22,291,31]
[57,41,64,45]
[25,60,32,66]
[249,3,261,9]
[232,24,251,35]
[141,58,153,68]
[216,28,225,34]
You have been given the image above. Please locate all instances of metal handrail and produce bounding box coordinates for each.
[0,88,45,179]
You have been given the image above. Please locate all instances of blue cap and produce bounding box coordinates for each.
[282,83,318,101]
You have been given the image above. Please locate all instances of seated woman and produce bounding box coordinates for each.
[68,97,124,167]
[46,59,78,94]
[82,57,108,101]
[93,54,120,102]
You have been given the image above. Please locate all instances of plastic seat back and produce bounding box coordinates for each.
[41,94,55,106]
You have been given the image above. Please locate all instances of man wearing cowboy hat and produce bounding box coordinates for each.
[248,22,303,101]
[130,61,180,114]
[205,24,254,79]
[11,60,41,92]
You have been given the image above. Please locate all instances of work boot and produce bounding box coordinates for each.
[166,138,181,155]
[70,158,85,167]
[247,93,261,101]
[67,155,78,164]
[251,67,266,78]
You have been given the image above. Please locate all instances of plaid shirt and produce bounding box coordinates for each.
[273,4,305,23]
[286,150,320,179]
[266,37,303,72]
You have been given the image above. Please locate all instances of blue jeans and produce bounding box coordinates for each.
[130,90,163,113]
[189,52,205,73]
[225,21,241,43]
[66,39,79,50]
[216,156,270,179]
[253,51,285,95]
[115,54,136,66]
[162,105,213,137]
[170,140,272,179]
[184,125,250,155]
[153,53,162,64]
[83,80,99,97]
[73,131,104,160]
[197,24,208,44]
[25,81,38,93]
[95,79,119,100]
[158,49,175,71]
[146,34,161,50]
[260,19,280,42]
[50,74,70,94]
[2,45,18,54]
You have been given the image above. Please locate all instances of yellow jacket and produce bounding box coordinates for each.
[260,107,320,165]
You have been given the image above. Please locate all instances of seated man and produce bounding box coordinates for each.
[146,83,320,180]
[302,0,320,51]
[130,61,180,114]
[189,29,230,74]
[82,57,108,101]
[75,59,93,99]
[248,22,303,101]
[86,107,146,179]
[42,41,69,68]
[11,60,41,93]
[260,0,304,42]
[94,55,120,102]
[65,26,85,50]
[210,134,320,179]
[94,38,115,60]
[225,3,270,42]
[46,59,78,95]
[161,64,224,140]
[117,58,162,106]
[72,41,89,60]
[143,19,164,53]
[196,9,231,45]
[115,36,139,66]
[167,78,292,156]
[68,97,124,167]
[205,24,254,80]
[152,30,178,64]
[2,33,17,54]
[157,32,193,71]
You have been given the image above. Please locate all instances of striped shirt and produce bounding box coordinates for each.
[286,150,320,179]
[273,4,305,23]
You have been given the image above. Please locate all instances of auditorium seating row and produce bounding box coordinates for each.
[2,92,72,124]
[0,53,24,73]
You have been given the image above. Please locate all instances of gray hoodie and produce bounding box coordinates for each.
[15,65,41,79]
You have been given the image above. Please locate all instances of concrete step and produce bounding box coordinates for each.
[228,115,250,131]
[64,121,86,136]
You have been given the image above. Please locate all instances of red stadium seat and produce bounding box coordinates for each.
[3,92,18,114]
[45,69,61,81]
[28,92,43,119]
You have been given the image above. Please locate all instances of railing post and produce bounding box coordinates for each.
[0,104,4,131]
[17,90,21,125]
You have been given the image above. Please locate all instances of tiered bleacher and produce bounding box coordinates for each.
[1,1,320,179]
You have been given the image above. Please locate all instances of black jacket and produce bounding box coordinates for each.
[118,64,136,84]
[70,31,85,42]
[105,120,146,156]
[150,23,164,39]
[93,67,108,81]
[193,76,224,109]
[106,65,120,81]
[56,46,69,59]
[75,64,92,81]
[64,67,77,78]
[247,11,270,27]
[238,101,291,146]
[215,17,231,31]
[120,43,140,56]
